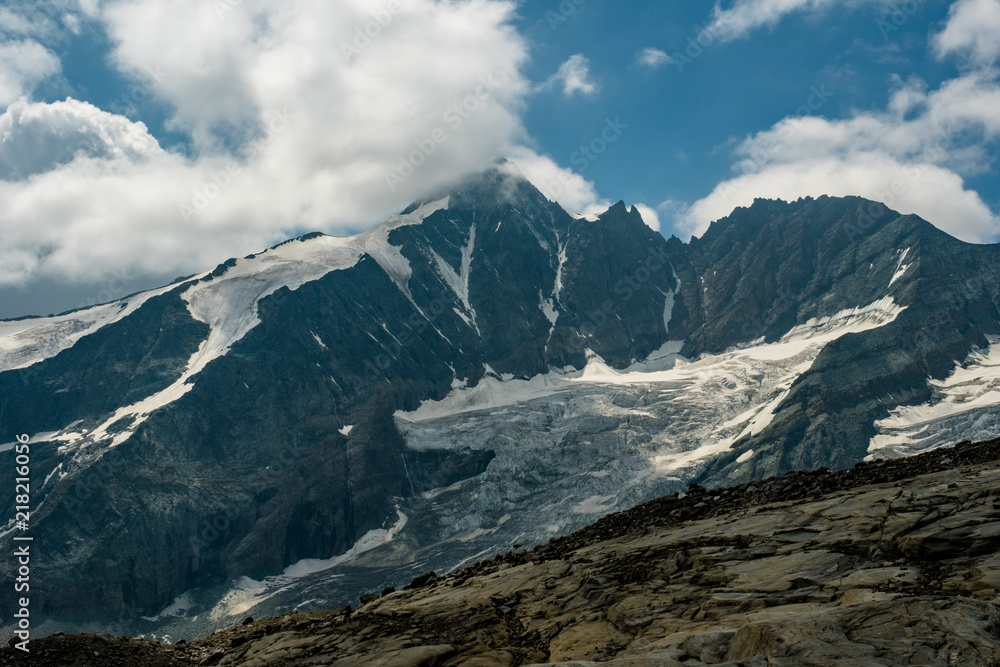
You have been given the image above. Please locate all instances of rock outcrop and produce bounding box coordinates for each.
[5,437,1000,666]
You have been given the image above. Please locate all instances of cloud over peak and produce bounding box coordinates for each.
[0,0,550,289]
[682,72,1000,243]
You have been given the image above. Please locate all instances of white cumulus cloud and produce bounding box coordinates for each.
[507,149,660,231]
[683,1,1000,243]
[0,98,163,179]
[636,47,672,69]
[706,0,892,42]
[508,147,609,216]
[542,54,599,97]
[632,203,662,231]
[934,0,1000,66]
[0,39,60,106]
[682,73,1000,242]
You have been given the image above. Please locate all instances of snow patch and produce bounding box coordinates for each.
[182,235,363,371]
[553,242,568,305]
[209,577,270,621]
[0,284,178,372]
[310,331,328,349]
[282,508,408,579]
[656,287,674,335]
[4,196,449,386]
[397,298,905,443]
[654,266,679,335]
[780,297,904,344]
[210,508,408,620]
[889,247,912,287]
[339,425,354,436]
[540,290,558,327]
[573,495,616,514]
[870,334,1000,458]
[358,198,449,296]
[736,385,799,439]
[141,592,196,622]
[431,220,478,333]
[483,363,514,382]
[452,307,474,329]
[72,234,367,451]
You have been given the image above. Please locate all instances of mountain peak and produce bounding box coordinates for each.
[693,194,902,250]
[400,159,539,216]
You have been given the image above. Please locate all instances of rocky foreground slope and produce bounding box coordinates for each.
[6,437,1000,666]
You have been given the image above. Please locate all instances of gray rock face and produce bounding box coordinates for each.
[2,163,1000,639]
[688,198,1000,483]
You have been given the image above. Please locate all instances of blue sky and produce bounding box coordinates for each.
[0,0,999,318]
[517,2,963,214]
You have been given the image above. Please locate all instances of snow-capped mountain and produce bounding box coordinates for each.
[2,160,999,639]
